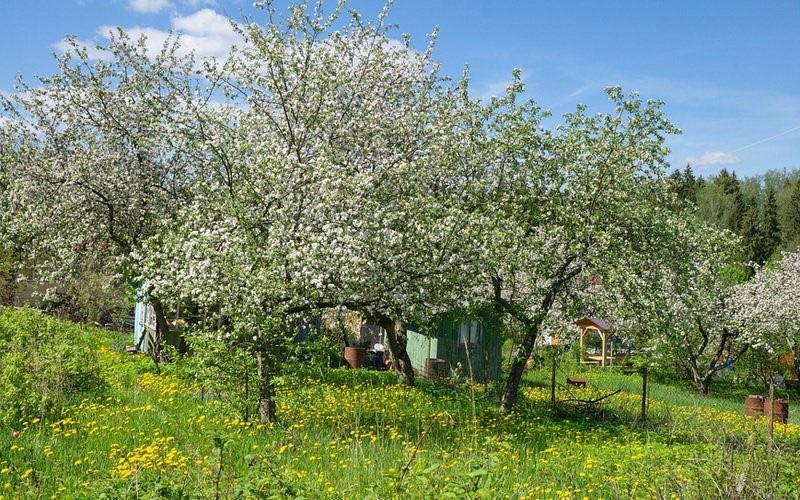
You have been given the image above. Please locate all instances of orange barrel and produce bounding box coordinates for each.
[744,395,764,417]
[766,398,789,424]
[343,346,365,368]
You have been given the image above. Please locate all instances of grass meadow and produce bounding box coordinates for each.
[1,309,799,498]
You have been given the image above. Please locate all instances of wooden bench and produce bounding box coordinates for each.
[567,376,588,388]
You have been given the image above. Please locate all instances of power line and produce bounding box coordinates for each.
[730,123,800,154]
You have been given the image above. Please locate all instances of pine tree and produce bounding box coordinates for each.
[758,185,781,263]
[669,164,698,204]
[785,180,800,248]
[739,205,760,265]
[715,169,745,233]
[682,164,697,203]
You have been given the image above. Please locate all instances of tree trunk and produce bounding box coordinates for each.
[149,298,171,372]
[640,366,649,422]
[256,350,276,423]
[379,316,415,386]
[550,349,557,406]
[767,376,775,450]
[500,325,540,413]
[793,353,800,393]
[243,365,250,423]
[0,271,16,306]
[493,260,579,414]
[696,377,710,397]
[685,360,711,397]
[0,248,18,306]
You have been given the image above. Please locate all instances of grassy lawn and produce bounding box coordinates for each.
[524,361,798,424]
[1,310,800,498]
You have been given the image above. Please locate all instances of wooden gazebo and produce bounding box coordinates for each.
[576,317,614,367]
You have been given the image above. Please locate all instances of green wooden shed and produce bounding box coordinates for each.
[406,311,503,382]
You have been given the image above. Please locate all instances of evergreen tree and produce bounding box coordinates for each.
[785,180,800,248]
[696,176,706,191]
[669,164,698,205]
[739,205,760,265]
[682,164,698,203]
[714,169,745,233]
[758,185,781,263]
[668,169,684,198]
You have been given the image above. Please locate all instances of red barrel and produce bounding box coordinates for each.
[766,398,789,424]
[424,358,446,379]
[744,395,764,417]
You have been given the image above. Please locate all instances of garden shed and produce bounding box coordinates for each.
[406,312,503,382]
[132,299,186,354]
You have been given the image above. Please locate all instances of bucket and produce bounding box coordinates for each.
[343,347,366,369]
[766,398,789,424]
[744,395,764,417]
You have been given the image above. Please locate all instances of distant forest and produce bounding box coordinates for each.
[670,166,800,267]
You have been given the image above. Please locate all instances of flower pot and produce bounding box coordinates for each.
[343,346,366,369]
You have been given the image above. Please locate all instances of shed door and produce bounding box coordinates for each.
[457,320,485,378]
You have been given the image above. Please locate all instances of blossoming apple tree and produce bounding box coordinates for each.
[0,33,214,360]
[472,80,721,411]
[135,2,488,420]
[734,251,800,383]
[644,219,756,396]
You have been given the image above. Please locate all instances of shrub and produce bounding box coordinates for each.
[0,246,16,305]
[39,266,132,329]
[169,329,258,420]
[0,308,107,427]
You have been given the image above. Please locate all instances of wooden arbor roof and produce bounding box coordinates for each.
[575,317,610,332]
[576,316,614,367]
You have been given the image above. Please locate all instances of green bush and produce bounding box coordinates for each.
[0,307,107,428]
[169,329,259,420]
[0,246,15,305]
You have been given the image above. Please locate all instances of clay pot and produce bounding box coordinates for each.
[343,346,366,369]
[744,395,764,417]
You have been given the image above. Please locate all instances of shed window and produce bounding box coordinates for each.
[458,320,482,345]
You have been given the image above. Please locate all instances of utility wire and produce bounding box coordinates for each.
[730,123,800,154]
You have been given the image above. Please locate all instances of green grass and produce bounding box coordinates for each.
[1,310,800,498]
[524,360,799,424]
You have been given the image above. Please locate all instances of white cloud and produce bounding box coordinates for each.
[182,0,216,6]
[54,9,241,62]
[684,151,739,167]
[128,0,172,14]
[171,9,236,39]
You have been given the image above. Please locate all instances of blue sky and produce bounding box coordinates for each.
[1,0,798,177]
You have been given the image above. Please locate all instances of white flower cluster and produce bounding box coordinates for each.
[3,2,787,406]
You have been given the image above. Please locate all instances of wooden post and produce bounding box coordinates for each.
[550,348,557,405]
[640,366,649,423]
[579,328,585,364]
[768,376,775,450]
[609,339,614,367]
[600,331,607,368]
